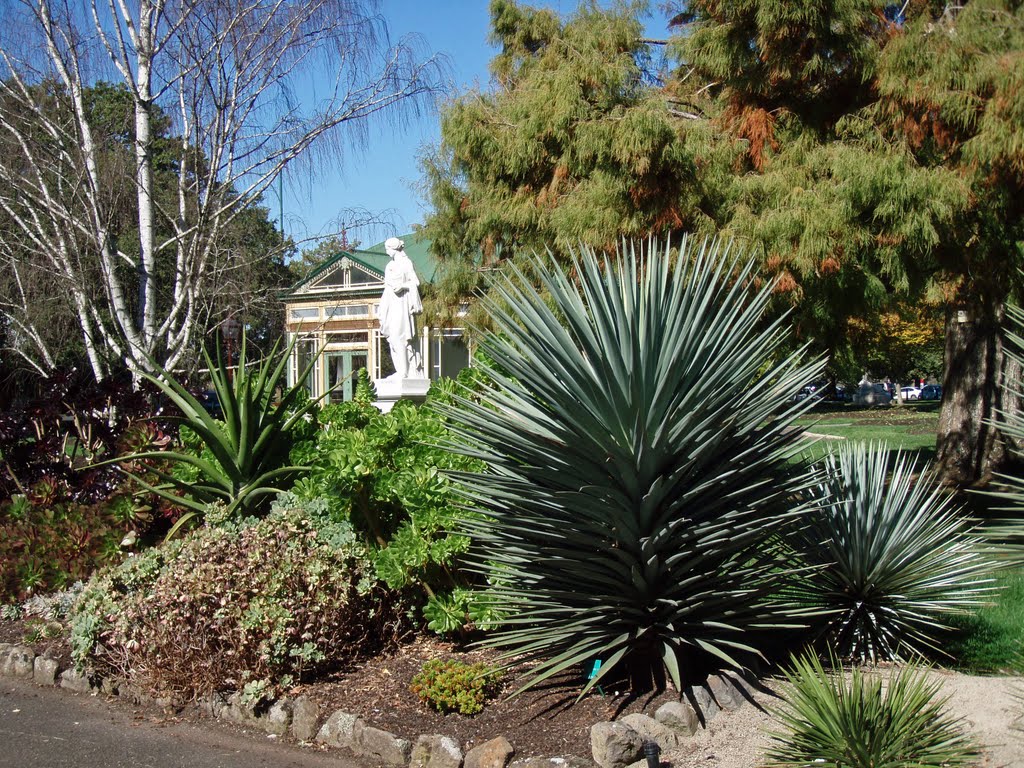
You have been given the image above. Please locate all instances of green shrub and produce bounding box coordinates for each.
[434,237,826,695]
[788,442,993,661]
[764,652,979,768]
[410,659,503,715]
[290,387,489,636]
[69,501,407,701]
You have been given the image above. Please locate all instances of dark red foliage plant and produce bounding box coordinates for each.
[0,368,184,601]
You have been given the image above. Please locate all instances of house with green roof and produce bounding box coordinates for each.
[280,232,470,402]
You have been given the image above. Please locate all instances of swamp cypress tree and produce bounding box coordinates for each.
[425,0,1024,485]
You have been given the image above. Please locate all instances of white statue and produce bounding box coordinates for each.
[378,237,423,380]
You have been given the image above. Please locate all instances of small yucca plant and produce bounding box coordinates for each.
[435,237,825,696]
[764,652,980,768]
[789,442,993,661]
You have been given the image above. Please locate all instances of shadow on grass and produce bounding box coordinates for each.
[938,612,1024,675]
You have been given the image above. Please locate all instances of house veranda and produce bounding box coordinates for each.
[281,233,470,402]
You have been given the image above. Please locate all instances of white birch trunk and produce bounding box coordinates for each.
[0,0,444,382]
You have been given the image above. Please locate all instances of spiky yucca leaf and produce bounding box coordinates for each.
[765,652,979,768]
[790,442,993,662]
[434,237,825,695]
[981,303,1024,560]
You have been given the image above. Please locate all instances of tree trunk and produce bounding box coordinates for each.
[935,303,1022,485]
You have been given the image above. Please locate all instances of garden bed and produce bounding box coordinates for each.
[3,615,1023,767]
[287,635,679,759]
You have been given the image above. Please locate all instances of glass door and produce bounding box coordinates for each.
[325,350,368,403]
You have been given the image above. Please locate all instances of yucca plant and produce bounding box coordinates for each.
[764,651,979,768]
[114,335,320,535]
[788,442,993,662]
[434,237,826,696]
[980,303,1024,561]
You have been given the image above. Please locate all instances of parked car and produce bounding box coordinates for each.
[920,384,943,401]
[793,385,820,402]
[900,386,921,401]
[853,383,893,406]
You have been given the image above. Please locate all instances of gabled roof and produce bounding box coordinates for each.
[282,231,440,302]
[360,231,439,282]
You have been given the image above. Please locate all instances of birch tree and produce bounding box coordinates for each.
[0,0,444,380]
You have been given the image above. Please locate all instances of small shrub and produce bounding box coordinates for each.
[410,659,503,715]
[291,391,487,636]
[764,652,979,768]
[70,502,408,701]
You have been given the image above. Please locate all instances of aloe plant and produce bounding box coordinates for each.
[434,237,825,695]
[765,652,979,768]
[790,442,993,661]
[116,335,320,534]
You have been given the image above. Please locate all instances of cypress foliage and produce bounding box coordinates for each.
[425,0,1024,481]
[422,0,735,274]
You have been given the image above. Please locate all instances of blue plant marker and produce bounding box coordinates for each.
[588,659,606,697]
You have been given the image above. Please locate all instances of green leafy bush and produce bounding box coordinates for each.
[788,442,993,661]
[69,500,406,701]
[434,237,825,695]
[764,652,979,768]
[291,384,489,636]
[410,659,503,715]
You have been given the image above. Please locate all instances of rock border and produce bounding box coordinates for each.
[0,642,756,768]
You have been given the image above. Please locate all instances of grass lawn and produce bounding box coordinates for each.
[944,564,1024,674]
[794,401,940,462]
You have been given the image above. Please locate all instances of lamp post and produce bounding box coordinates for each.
[220,315,241,382]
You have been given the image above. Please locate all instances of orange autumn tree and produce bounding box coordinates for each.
[848,304,945,385]
[426,1,1023,484]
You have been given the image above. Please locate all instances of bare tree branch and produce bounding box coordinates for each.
[0,0,447,380]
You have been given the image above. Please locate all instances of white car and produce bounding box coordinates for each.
[900,386,921,401]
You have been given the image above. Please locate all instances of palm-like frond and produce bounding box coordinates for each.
[434,237,826,695]
[789,442,993,662]
[764,652,979,768]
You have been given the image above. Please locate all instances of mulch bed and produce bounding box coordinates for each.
[291,635,679,759]
[0,614,72,670]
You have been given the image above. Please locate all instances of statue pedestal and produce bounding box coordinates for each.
[373,376,430,412]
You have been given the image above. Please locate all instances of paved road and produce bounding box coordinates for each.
[0,677,358,768]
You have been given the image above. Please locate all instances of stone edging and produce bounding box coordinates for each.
[0,643,755,768]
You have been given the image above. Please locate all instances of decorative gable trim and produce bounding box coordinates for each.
[304,254,384,293]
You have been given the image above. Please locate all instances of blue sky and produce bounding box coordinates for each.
[279,1,668,249]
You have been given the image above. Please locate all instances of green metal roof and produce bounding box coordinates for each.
[282,231,440,301]
[361,231,439,282]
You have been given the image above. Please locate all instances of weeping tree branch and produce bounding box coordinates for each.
[0,0,447,381]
